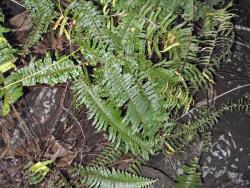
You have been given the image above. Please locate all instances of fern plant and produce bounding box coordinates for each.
[0,0,244,187]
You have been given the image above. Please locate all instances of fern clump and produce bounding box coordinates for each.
[0,0,245,187]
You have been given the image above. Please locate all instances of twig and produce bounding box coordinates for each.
[235,24,250,33]
[50,82,68,131]
[61,106,85,143]
[235,41,250,49]
[179,83,250,120]
[11,104,33,140]
[10,0,26,9]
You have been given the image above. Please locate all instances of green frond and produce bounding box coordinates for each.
[0,72,23,115]
[176,157,202,188]
[127,157,147,175]
[78,39,112,65]
[71,165,155,188]
[199,5,235,67]
[143,64,192,112]
[0,10,16,75]
[0,53,81,115]
[165,97,250,155]
[221,97,250,114]
[17,55,81,86]
[90,143,124,167]
[73,78,153,159]
[183,65,210,90]
[0,12,20,115]
[22,0,55,53]
[66,0,114,51]
[103,62,157,134]
[0,34,16,74]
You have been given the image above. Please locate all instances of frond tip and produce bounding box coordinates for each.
[71,165,156,188]
[176,157,201,188]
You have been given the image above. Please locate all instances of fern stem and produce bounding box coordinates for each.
[10,0,26,8]
[179,83,250,120]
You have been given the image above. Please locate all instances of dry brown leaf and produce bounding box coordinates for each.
[45,135,76,167]
[9,11,32,32]
[0,126,14,158]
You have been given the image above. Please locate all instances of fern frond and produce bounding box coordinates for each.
[143,63,191,112]
[90,143,124,167]
[0,72,23,115]
[22,0,55,53]
[0,10,16,74]
[17,55,81,86]
[103,62,158,134]
[65,0,114,51]
[71,165,155,188]
[183,65,209,90]
[127,157,146,175]
[165,97,250,155]
[0,12,20,115]
[176,157,201,188]
[221,97,250,114]
[199,5,235,67]
[0,34,16,74]
[73,78,153,159]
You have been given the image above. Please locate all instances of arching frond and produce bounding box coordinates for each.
[90,143,124,167]
[165,98,250,155]
[17,55,81,86]
[71,165,156,188]
[73,78,153,159]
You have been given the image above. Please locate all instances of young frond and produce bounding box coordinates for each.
[71,165,156,188]
[24,160,54,185]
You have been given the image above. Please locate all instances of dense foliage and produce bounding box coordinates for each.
[0,0,249,187]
